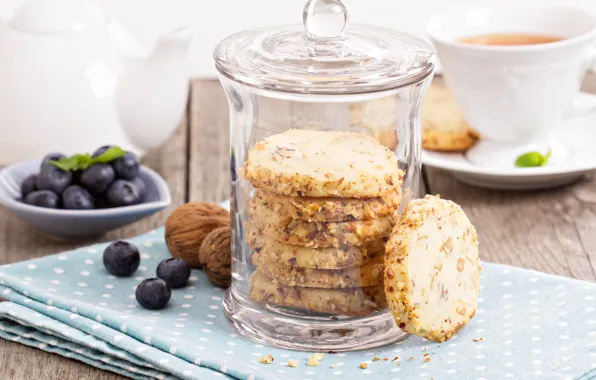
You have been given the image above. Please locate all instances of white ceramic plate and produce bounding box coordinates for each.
[422,92,596,190]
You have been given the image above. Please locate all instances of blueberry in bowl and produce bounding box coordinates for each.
[0,146,171,239]
[80,163,115,195]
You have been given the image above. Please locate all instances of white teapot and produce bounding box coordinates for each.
[0,0,191,165]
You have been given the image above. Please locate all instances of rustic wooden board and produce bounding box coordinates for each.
[0,115,188,379]
[189,80,231,203]
[2,72,596,378]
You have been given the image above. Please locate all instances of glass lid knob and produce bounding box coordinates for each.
[303,0,349,39]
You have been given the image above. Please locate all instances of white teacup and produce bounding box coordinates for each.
[426,6,596,167]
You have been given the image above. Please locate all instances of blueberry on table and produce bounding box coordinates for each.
[102,240,140,277]
[80,164,115,195]
[105,179,141,207]
[130,177,146,201]
[91,145,115,158]
[24,190,60,209]
[156,258,191,289]
[21,175,37,198]
[36,165,72,194]
[112,152,140,180]
[40,152,66,169]
[135,278,171,310]
[62,185,94,210]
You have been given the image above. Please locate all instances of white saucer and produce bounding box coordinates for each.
[422,92,596,190]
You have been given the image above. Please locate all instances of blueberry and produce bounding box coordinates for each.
[91,145,115,158]
[156,258,191,289]
[80,164,115,195]
[112,152,140,180]
[105,179,141,207]
[102,240,140,277]
[131,177,146,201]
[36,165,72,194]
[24,190,60,208]
[62,185,94,210]
[21,175,37,198]
[40,152,66,170]
[135,278,171,310]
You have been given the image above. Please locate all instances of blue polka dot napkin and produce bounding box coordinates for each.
[0,229,594,380]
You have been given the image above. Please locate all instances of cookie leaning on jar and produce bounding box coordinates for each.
[240,129,404,317]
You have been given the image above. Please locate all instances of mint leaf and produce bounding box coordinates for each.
[48,154,90,171]
[47,147,126,172]
[89,147,126,165]
[515,149,552,168]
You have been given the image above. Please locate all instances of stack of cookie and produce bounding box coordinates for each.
[242,129,404,316]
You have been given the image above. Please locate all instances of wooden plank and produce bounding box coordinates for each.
[188,80,230,203]
[423,74,596,281]
[0,114,189,379]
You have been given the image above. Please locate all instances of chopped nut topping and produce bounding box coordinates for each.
[457,258,465,272]
[359,363,368,369]
[288,359,298,368]
[259,355,274,364]
[456,306,466,316]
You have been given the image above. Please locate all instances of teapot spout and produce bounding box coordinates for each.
[115,27,191,153]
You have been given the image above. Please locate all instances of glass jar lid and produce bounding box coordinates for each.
[214,0,435,95]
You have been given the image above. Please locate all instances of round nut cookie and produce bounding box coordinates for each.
[249,271,387,316]
[422,84,479,152]
[246,226,385,269]
[253,187,402,222]
[252,252,384,288]
[384,195,481,343]
[249,198,395,249]
[242,129,401,197]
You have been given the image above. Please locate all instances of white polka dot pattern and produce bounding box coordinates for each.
[0,227,590,380]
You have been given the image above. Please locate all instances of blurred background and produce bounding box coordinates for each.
[2,0,594,78]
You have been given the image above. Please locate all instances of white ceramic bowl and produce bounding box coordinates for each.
[0,160,171,239]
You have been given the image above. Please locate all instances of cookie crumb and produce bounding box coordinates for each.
[259,355,274,364]
[372,357,381,362]
[473,337,484,342]
[391,356,399,362]
[409,356,414,361]
[313,353,325,360]
[331,363,339,369]
[424,353,431,362]
[382,357,389,361]
[306,357,320,367]
[359,363,368,369]
[288,359,298,368]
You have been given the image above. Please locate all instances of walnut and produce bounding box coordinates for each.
[165,202,229,268]
[199,226,231,288]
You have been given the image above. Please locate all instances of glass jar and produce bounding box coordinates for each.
[215,0,435,351]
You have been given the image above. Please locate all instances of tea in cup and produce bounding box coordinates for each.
[426,6,596,167]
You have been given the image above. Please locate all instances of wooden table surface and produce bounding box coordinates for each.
[1,77,595,379]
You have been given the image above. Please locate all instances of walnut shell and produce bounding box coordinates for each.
[165,202,229,268]
[199,226,231,288]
